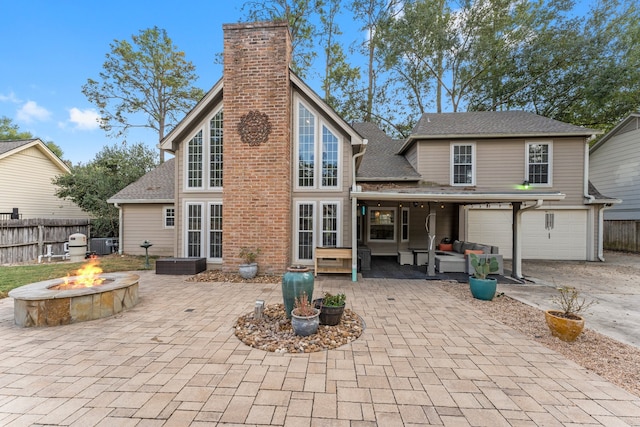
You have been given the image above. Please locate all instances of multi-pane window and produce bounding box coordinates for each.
[187,131,203,188]
[185,108,223,190]
[401,208,409,242]
[369,208,396,241]
[452,144,474,185]
[322,126,338,187]
[298,104,315,187]
[209,203,223,259]
[298,203,314,260]
[164,207,175,228]
[296,100,340,189]
[322,203,338,247]
[527,143,550,185]
[210,111,223,188]
[186,204,202,257]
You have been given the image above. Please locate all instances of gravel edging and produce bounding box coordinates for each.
[437,281,640,398]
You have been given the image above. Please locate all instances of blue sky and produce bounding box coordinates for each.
[0,1,256,164]
[1,1,595,165]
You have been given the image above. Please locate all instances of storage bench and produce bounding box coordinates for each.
[314,247,352,276]
[156,257,207,275]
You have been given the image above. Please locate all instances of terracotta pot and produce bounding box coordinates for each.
[545,310,585,342]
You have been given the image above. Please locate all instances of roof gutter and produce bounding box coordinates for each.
[351,191,565,203]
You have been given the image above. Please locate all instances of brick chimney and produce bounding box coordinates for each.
[222,21,292,274]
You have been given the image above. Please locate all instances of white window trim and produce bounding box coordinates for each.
[293,199,344,264]
[319,200,342,248]
[293,95,342,191]
[183,199,223,262]
[208,201,223,262]
[368,207,397,242]
[184,105,224,192]
[294,200,317,264]
[183,201,204,258]
[401,207,410,243]
[525,141,553,187]
[163,206,175,229]
[450,142,476,186]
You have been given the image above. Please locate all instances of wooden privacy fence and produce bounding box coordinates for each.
[604,220,640,253]
[0,218,91,264]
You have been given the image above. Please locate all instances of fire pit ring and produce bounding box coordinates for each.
[8,272,139,327]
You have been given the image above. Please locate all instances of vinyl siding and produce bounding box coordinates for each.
[120,204,174,256]
[416,137,586,206]
[590,128,640,220]
[0,146,89,219]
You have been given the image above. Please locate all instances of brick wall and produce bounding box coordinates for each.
[222,21,292,274]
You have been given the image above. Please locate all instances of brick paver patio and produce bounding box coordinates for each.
[0,270,639,426]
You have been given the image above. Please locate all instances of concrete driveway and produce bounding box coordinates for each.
[500,251,640,348]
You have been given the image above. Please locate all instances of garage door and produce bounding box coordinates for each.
[466,209,513,256]
[467,209,587,260]
[521,210,587,260]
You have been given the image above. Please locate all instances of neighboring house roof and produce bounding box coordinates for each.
[352,122,420,181]
[587,181,621,205]
[589,112,640,154]
[0,138,70,173]
[400,111,602,154]
[107,158,175,204]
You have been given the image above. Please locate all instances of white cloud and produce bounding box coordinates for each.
[0,91,20,103]
[16,100,51,123]
[68,107,100,130]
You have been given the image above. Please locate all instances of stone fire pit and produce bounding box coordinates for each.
[8,272,139,327]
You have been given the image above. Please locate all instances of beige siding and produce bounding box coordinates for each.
[0,146,89,220]
[405,144,418,171]
[416,137,586,207]
[121,204,174,256]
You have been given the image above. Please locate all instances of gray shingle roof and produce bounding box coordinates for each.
[0,139,36,155]
[411,111,600,138]
[108,158,175,203]
[352,122,420,181]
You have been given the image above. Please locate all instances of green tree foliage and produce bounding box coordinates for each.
[318,0,361,117]
[0,116,65,159]
[82,27,204,162]
[242,0,319,77]
[0,116,32,140]
[53,143,157,237]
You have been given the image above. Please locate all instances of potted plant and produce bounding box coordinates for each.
[291,291,320,336]
[468,253,499,300]
[238,247,261,279]
[545,286,595,342]
[314,292,346,326]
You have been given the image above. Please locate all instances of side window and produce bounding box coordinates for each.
[451,143,475,185]
[187,130,203,189]
[164,207,175,228]
[526,142,551,185]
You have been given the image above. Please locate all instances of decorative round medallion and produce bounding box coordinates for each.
[237,110,272,146]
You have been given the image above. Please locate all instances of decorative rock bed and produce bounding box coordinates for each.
[235,303,364,353]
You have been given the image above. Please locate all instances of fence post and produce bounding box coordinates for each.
[38,225,44,257]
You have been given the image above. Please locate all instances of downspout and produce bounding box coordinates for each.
[597,205,606,262]
[114,203,123,255]
[351,139,368,282]
[512,199,543,280]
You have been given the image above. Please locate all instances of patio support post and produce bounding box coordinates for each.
[351,196,358,282]
[512,202,522,280]
[427,204,436,276]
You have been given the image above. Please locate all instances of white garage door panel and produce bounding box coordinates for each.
[467,209,588,260]
[522,210,587,260]
[467,210,513,256]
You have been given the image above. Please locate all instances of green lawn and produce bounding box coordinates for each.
[0,254,156,297]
